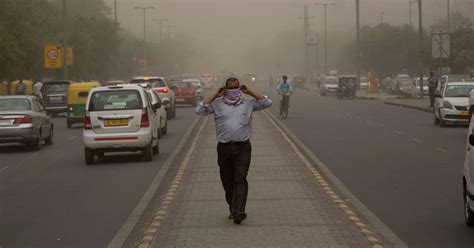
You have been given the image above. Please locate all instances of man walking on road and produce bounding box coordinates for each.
[196,77,272,224]
[16,80,26,95]
[428,71,438,108]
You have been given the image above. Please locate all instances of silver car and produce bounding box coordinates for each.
[0,95,54,150]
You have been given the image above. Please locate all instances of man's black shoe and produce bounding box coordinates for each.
[233,212,247,224]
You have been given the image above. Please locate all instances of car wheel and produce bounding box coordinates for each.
[465,186,474,227]
[84,148,94,165]
[144,143,153,161]
[45,126,53,145]
[30,132,42,151]
[162,119,168,135]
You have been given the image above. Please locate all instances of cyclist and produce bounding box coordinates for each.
[277,75,293,116]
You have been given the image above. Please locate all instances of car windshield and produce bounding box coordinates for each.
[172,82,193,89]
[0,99,31,111]
[43,83,69,93]
[131,79,166,88]
[89,90,143,111]
[325,77,338,84]
[399,80,413,87]
[444,85,474,97]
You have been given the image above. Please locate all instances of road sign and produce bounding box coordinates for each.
[431,32,450,59]
[66,48,73,66]
[44,45,62,68]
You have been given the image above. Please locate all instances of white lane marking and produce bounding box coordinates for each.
[0,167,9,173]
[393,130,403,135]
[436,148,449,153]
[68,136,77,140]
[412,138,423,143]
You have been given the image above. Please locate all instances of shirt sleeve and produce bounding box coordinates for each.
[196,101,215,116]
[252,96,272,112]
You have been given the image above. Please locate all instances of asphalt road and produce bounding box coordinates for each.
[260,85,474,248]
[0,107,197,248]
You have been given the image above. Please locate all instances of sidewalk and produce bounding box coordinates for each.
[137,111,395,248]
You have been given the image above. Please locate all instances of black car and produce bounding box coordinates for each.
[41,80,71,116]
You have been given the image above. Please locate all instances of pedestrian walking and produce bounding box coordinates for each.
[428,71,438,107]
[16,80,27,95]
[196,77,272,224]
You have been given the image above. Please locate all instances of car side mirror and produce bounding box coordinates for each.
[470,134,474,146]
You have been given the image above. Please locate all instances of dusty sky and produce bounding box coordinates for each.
[103,0,473,73]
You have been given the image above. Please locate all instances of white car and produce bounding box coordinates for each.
[145,88,168,137]
[130,77,176,120]
[320,76,338,96]
[434,82,474,127]
[83,85,160,165]
[463,117,474,226]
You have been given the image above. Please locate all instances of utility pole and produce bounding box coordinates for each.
[356,0,361,89]
[418,0,424,99]
[163,24,175,41]
[409,1,417,26]
[314,3,335,75]
[447,0,450,32]
[153,18,168,42]
[114,0,117,23]
[296,4,314,78]
[62,0,68,80]
[134,6,155,74]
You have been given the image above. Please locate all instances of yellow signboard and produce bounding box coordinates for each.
[44,45,62,69]
[66,47,73,66]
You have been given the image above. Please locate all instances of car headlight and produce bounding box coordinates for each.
[442,100,453,109]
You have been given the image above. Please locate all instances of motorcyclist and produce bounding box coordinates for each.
[277,75,293,115]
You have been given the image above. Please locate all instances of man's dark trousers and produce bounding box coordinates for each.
[217,140,252,215]
[429,87,436,107]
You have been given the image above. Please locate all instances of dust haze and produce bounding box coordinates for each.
[104,0,473,75]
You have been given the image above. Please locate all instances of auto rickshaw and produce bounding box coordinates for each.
[66,81,101,128]
[336,75,356,100]
[10,80,33,95]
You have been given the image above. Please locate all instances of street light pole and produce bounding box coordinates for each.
[62,0,68,80]
[314,3,335,75]
[356,0,361,89]
[418,0,424,99]
[409,1,417,27]
[163,24,176,41]
[134,6,155,73]
[153,18,168,42]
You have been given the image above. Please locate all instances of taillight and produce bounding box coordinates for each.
[140,109,150,128]
[14,116,32,124]
[157,88,169,93]
[84,115,92,130]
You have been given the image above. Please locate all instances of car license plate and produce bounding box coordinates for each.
[50,96,62,101]
[0,119,13,125]
[104,119,128,127]
[460,111,469,116]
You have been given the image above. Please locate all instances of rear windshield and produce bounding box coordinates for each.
[89,90,143,111]
[172,82,193,89]
[0,99,31,111]
[131,79,165,88]
[43,83,69,93]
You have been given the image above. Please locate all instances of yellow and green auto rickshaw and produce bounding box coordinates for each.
[0,81,8,95]
[66,82,101,128]
[10,80,33,95]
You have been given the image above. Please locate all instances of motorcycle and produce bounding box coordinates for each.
[336,76,356,100]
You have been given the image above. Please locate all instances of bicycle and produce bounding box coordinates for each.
[279,93,291,119]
